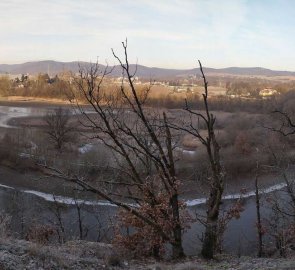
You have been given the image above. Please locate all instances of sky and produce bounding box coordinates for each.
[0,0,295,70]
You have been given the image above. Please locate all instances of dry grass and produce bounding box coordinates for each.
[182,134,200,149]
[148,85,226,98]
[0,211,11,238]
[0,96,72,104]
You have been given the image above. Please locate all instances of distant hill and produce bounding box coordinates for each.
[205,67,295,77]
[0,61,85,76]
[1,60,295,78]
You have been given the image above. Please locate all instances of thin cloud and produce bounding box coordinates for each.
[0,0,294,70]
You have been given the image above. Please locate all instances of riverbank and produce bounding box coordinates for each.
[0,165,97,201]
[0,100,288,199]
[0,100,293,260]
[0,237,294,270]
[0,99,292,205]
[0,96,72,107]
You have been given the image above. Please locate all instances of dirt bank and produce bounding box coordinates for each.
[0,96,72,107]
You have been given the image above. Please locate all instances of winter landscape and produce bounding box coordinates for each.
[0,1,294,269]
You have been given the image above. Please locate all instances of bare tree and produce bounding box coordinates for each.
[198,63,224,259]
[171,61,225,259]
[255,162,264,257]
[44,107,74,151]
[43,40,187,259]
[73,196,89,240]
[264,110,295,217]
[262,111,295,256]
[0,211,11,238]
[47,194,66,244]
[266,147,295,218]
[264,110,295,136]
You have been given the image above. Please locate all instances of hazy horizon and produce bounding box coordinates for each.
[2,59,295,73]
[1,0,295,71]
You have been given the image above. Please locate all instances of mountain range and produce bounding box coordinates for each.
[1,60,295,78]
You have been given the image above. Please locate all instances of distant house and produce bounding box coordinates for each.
[241,92,251,97]
[259,88,278,97]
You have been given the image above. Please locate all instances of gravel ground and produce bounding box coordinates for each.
[0,238,294,270]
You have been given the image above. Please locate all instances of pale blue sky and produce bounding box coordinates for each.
[0,0,295,70]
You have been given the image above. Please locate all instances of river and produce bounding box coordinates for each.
[0,104,291,256]
[0,181,288,256]
[0,105,48,128]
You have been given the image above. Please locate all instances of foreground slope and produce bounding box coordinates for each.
[0,238,294,270]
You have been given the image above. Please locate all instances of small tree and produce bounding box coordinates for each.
[0,75,12,96]
[171,61,225,259]
[43,41,187,259]
[263,110,295,256]
[268,110,295,136]
[43,107,74,151]
[265,110,295,215]
[255,162,264,257]
[195,65,224,259]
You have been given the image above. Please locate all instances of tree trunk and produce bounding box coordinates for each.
[255,170,263,257]
[201,179,223,259]
[172,240,185,259]
[201,217,218,259]
[170,194,185,259]
[152,245,160,259]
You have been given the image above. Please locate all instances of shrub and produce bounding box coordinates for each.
[26,224,55,244]
[0,211,11,238]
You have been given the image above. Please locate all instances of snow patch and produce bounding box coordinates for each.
[0,184,15,190]
[0,181,288,208]
[186,182,287,206]
[23,190,116,207]
[78,143,94,154]
[182,149,196,155]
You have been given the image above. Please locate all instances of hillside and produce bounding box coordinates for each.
[1,61,295,78]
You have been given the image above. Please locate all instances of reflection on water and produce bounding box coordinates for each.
[0,105,96,128]
[0,106,48,128]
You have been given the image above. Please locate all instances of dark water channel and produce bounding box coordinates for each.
[0,185,281,256]
[0,187,115,242]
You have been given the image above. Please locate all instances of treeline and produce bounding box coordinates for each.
[147,93,278,113]
[225,77,295,95]
[0,73,72,100]
[0,73,295,114]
